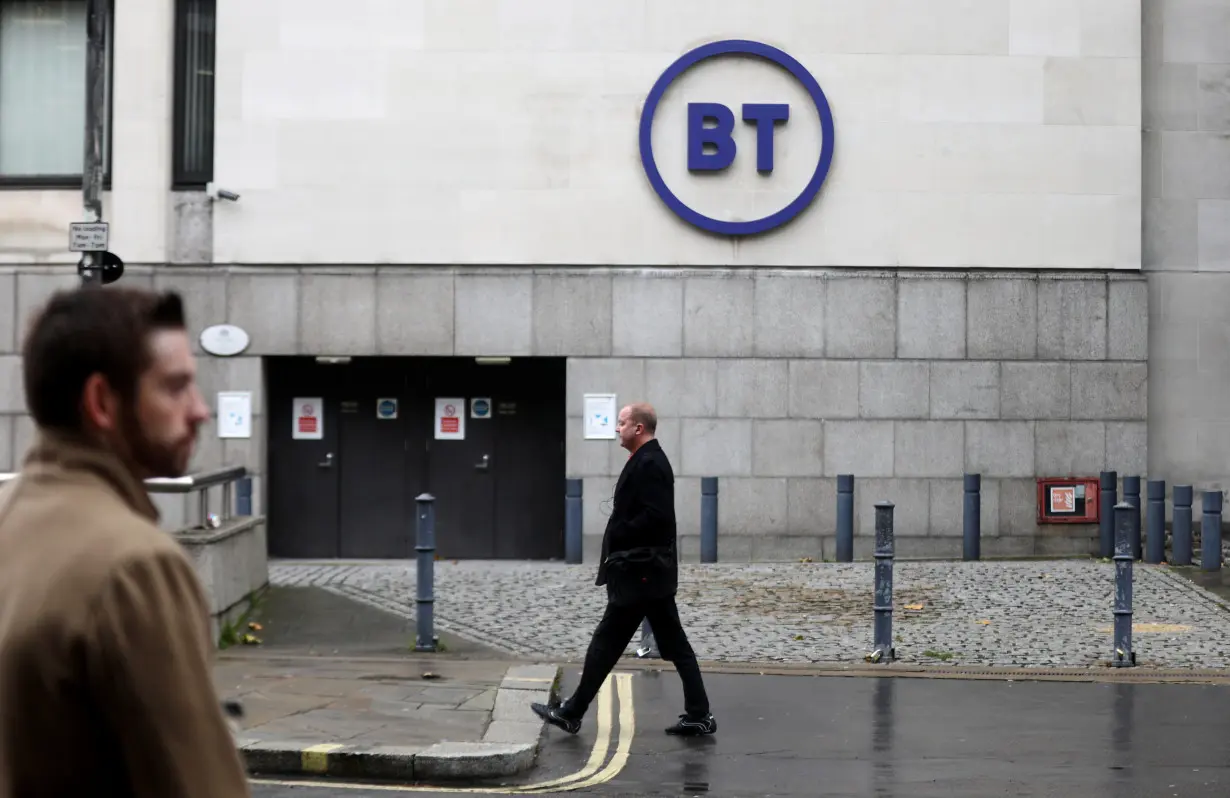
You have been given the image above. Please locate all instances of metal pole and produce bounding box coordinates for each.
[415,493,437,652]
[870,501,895,664]
[700,477,718,563]
[236,476,252,517]
[836,474,854,563]
[963,473,981,561]
[1112,502,1135,668]
[565,478,583,564]
[1145,480,1166,564]
[222,481,233,522]
[1172,485,1194,566]
[636,619,659,659]
[1201,490,1223,572]
[80,0,107,286]
[1124,476,1142,560]
[1099,471,1117,559]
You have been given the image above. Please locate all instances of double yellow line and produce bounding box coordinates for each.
[249,671,635,794]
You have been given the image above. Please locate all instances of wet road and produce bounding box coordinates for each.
[252,666,1230,797]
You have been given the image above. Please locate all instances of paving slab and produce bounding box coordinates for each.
[217,654,558,782]
[270,559,1230,669]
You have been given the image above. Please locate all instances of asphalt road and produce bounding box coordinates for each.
[252,666,1230,797]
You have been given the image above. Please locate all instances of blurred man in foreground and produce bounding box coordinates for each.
[0,286,250,797]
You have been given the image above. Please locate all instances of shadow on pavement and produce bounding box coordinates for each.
[226,585,511,660]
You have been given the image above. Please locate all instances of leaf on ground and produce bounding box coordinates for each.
[904,603,924,611]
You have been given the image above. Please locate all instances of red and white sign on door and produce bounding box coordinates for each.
[293,397,324,440]
[434,397,465,441]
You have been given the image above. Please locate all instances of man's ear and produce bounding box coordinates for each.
[80,372,121,433]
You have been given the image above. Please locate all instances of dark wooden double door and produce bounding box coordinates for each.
[267,357,565,560]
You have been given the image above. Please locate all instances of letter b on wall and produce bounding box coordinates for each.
[687,102,789,174]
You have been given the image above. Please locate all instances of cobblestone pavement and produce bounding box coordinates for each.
[269,560,1230,670]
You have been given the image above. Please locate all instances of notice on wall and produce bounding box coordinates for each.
[434,397,466,440]
[1049,485,1076,513]
[293,397,324,440]
[583,393,617,439]
[217,391,252,439]
[471,397,491,419]
[377,398,398,420]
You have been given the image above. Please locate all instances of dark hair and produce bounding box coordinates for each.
[21,286,188,432]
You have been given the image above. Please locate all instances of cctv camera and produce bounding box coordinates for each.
[215,189,240,202]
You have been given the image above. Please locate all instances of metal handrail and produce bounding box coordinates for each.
[144,465,247,493]
[0,465,250,528]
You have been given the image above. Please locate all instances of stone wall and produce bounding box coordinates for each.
[1142,0,1230,494]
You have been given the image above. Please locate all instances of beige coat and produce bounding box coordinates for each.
[0,431,250,797]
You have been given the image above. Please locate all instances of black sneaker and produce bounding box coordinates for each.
[531,702,581,735]
[665,713,717,736]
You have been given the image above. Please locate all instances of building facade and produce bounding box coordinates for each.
[0,0,1223,562]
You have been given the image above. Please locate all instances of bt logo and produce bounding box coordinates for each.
[687,101,789,174]
[639,39,836,237]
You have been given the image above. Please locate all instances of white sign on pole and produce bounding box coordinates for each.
[217,391,252,439]
[68,221,109,252]
[293,397,324,440]
[434,397,465,441]
[583,393,618,439]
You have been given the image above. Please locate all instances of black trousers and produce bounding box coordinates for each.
[562,595,710,720]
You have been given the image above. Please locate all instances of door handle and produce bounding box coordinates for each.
[475,454,489,472]
[318,452,334,468]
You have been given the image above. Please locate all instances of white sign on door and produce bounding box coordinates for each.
[293,397,324,440]
[434,397,466,441]
[583,393,617,439]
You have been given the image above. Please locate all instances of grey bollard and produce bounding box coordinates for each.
[1124,476,1142,560]
[1172,486,1194,566]
[414,493,438,652]
[236,476,252,516]
[1099,471,1117,559]
[1112,502,1135,667]
[870,501,895,664]
[836,475,854,563]
[963,473,981,561]
[565,478,583,564]
[1146,480,1166,564]
[700,477,718,563]
[636,619,659,659]
[1201,490,1223,572]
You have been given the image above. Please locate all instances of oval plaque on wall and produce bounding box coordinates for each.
[199,324,251,357]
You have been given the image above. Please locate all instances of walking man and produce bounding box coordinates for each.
[532,403,716,736]
[0,287,251,796]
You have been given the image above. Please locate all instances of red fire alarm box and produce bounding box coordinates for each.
[1037,477,1100,524]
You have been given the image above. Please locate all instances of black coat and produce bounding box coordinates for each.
[596,438,678,602]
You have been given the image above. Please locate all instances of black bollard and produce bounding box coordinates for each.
[1172,485,1194,566]
[414,493,437,652]
[870,501,895,664]
[1099,471,1117,559]
[1112,502,1135,667]
[1146,480,1166,564]
[1124,476,1142,560]
[836,475,854,563]
[963,473,981,561]
[565,478,583,564]
[1201,490,1223,572]
[700,477,718,563]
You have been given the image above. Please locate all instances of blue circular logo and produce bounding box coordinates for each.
[638,39,836,237]
[473,399,490,417]
[378,399,396,417]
